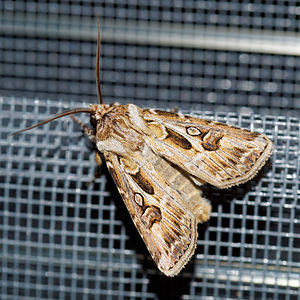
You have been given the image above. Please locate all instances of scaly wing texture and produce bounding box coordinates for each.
[142,109,273,189]
[104,149,201,276]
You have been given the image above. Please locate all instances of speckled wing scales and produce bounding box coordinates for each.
[104,151,201,276]
[142,109,273,189]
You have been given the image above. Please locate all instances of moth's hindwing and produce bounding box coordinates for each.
[104,148,211,276]
[142,108,273,189]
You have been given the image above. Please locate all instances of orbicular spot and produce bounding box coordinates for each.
[166,128,192,150]
[142,206,162,228]
[131,171,154,194]
[186,126,201,136]
[186,126,209,139]
[134,193,144,207]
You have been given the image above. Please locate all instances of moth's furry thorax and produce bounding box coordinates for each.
[91,103,144,153]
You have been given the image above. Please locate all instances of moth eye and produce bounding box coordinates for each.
[186,126,201,136]
[90,115,97,127]
[134,193,144,207]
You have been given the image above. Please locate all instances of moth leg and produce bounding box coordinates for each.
[86,151,103,187]
[95,151,102,167]
[70,116,101,186]
[70,115,96,143]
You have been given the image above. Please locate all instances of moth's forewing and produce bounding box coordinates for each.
[142,108,273,189]
[104,150,208,276]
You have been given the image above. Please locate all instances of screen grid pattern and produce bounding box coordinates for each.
[1,1,300,299]
[1,96,299,299]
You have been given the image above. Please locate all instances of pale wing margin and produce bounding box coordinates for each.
[104,151,198,276]
[142,109,273,189]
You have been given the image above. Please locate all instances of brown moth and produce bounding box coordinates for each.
[12,22,273,277]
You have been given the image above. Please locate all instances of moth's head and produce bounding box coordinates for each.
[89,103,112,128]
[89,103,123,140]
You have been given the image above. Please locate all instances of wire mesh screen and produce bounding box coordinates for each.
[1,1,300,299]
[1,1,300,117]
[1,96,300,299]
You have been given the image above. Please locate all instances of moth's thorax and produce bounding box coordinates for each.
[91,103,145,154]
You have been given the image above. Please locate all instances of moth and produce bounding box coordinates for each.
[12,23,273,277]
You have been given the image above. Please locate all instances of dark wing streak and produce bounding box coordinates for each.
[144,114,199,126]
[145,136,221,179]
[218,148,251,170]
[158,122,265,176]
[175,131,238,179]
[127,168,189,236]
[149,218,186,259]
[229,136,267,152]
[154,125,236,179]
[195,147,235,179]
[144,119,236,178]
[151,226,173,252]
[160,222,185,257]
[162,215,190,243]
[160,214,188,240]
[161,219,188,249]
[130,154,193,233]
[160,221,185,253]
[105,154,168,256]
[161,217,187,244]
[214,151,244,175]
[222,137,261,157]
[146,113,266,153]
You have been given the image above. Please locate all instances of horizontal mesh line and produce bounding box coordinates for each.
[1,12,300,56]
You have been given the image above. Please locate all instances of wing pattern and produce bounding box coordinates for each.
[104,150,199,276]
[142,109,273,189]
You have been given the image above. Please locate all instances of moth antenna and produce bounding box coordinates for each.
[11,107,92,136]
[96,17,103,104]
